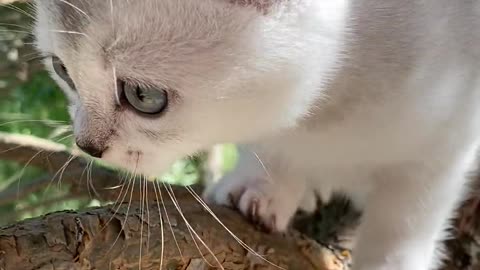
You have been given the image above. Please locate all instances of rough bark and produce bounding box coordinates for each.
[0,196,332,270]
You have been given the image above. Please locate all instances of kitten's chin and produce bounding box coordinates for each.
[100,150,173,178]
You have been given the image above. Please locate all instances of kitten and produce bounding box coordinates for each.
[34,0,480,269]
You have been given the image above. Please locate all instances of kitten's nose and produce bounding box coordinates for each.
[76,141,105,158]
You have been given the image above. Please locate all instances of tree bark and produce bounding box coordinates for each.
[0,196,337,270]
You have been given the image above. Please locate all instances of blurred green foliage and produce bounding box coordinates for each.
[0,70,82,225]
[0,3,238,226]
[0,4,240,225]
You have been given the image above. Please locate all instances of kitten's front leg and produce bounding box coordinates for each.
[203,145,314,232]
[353,160,472,270]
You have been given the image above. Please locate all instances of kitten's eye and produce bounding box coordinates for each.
[122,82,168,114]
[52,56,76,90]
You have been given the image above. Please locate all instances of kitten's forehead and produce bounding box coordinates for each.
[38,0,98,32]
[36,0,293,92]
[37,0,266,50]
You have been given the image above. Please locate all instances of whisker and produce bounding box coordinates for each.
[139,176,146,270]
[154,180,185,263]
[102,183,126,190]
[0,29,32,35]
[47,29,105,51]
[165,185,214,268]
[107,166,137,254]
[184,186,286,269]
[145,176,151,253]
[58,0,92,21]
[43,154,75,192]
[100,172,131,233]
[55,155,76,189]
[48,29,88,37]
[0,23,32,31]
[1,4,36,20]
[24,54,49,63]
[15,149,45,199]
[164,183,224,270]
[86,160,102,199]
[151,179,165,270]
[54,133,74,143]
[109,0,115,34]
[0,119,66,127]
[0,145,23,155]
[112,65,120,105]
[21,51,44,61]
[252,150,273,183]
[83,160,93,199]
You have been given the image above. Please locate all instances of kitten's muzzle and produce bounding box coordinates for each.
[76,141,106,158]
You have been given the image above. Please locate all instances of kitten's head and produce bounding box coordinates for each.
[34,0,346,176]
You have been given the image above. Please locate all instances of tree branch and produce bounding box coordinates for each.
[0,191,347,270]
[0,132,161,204]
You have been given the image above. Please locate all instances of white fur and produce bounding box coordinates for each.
[34,0,480,269]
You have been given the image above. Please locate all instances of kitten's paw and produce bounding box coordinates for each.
[204,176,303,232]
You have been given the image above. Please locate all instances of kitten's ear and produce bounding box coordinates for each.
[227,0,280,14]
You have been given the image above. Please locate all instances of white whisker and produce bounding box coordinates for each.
[112,65,120,105]
[164,183,224,270]
[15,149,45,199]
[58,0,91,21]
[185,186,286,269]
[107,165,138,254]
[47,29,105,51]
[101,172,131,233]
[0,119,66,127]
[154,180,185,263]
[1,4,36,20]
[43,154,75,192]
[0,29,32,35]
[0,23,32,31]
[252,151,273,183]
[145,176,151,253]
[139,176,145,270]
[109,0,115,33]
[151,179,165,270]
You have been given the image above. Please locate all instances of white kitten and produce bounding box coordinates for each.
[34,0,480,269]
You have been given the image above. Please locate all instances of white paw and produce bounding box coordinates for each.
[204,175,305,232]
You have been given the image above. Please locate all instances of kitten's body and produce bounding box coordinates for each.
[34,0,480,269]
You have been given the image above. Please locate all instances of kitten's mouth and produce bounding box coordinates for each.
[127,149,143,159]
[125,150,147,172]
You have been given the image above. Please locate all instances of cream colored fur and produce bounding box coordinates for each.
[34,0,480,269]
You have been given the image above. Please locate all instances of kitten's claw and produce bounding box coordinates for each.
[205,176,304,233]
[248,198,259,223]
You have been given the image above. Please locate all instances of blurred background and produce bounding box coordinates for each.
[0,1,238,226]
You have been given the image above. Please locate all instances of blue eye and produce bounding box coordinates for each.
[122,81,168,114]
